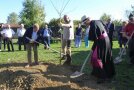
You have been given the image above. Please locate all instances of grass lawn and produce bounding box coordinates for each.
[0,40,134,90]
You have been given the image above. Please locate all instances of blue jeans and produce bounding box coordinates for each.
[75,36,81,47]
[44,36,50,47]
[84,35,89,48]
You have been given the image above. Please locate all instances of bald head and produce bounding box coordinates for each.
[64,15,70,23]
[7,24,11,29]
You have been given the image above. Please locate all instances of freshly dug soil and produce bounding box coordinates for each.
[0,63,112,90]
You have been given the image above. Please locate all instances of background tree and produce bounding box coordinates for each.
[113,19,122,26]
[100,13,111,22]
[7,12,19,24]
[73,20,80,28]
[48,18,62,37]
[20,0,45,27]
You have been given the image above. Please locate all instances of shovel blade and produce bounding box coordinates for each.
[70,71,84,78]
[114,56,122,64]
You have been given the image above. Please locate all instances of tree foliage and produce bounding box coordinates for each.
[73,20,80,28]
[100,13,111,22]
[113,19,122,26]
[20,0,45,27]
[7,12,19,24]
[48,18,61,37]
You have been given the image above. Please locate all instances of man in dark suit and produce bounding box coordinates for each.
[106,18,115,49]
[23,23,41,67]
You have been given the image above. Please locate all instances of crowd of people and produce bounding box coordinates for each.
[0,13,134,84]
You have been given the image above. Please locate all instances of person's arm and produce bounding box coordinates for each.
[88,21,96,41]
[60,21,72,28]
[12,29,15,35]
[122,25,130,39]
[17,29,19,35]
[91,40,97,50]
[123,32,129,39]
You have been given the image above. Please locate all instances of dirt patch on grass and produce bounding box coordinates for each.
[0,63,113,90]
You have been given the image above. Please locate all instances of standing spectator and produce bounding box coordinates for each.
[1,24,7,51]
[84,21,90,48]
[0,31,2,51]
[60,15,74,65]
[1,24,15,52]
[41,24,52,49]
[118,21,128,55]
[106,18,115,49]
[81,15,115,83]
[23,23,40,67]
[74,23,82,48]
[123,13,134,64]
[17,24,26,51]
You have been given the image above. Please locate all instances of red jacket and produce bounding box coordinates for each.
[124,23,134,36]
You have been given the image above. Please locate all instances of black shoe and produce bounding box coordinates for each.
[44,46,47,49]
[63,54,71,65]
[35,62,39,65]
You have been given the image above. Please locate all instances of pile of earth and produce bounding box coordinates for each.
[0,63,112,90]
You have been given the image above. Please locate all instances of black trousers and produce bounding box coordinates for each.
[6,38,14,51]
[108,33,113,49]
[18,37,26,50]
[3,38,7,50]
[128,37,134,63]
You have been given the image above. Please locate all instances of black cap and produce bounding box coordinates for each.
[129,13,134,19]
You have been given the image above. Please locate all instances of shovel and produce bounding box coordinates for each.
[114,31,134,64]
[26,37,65,55]
[70,50,92,78]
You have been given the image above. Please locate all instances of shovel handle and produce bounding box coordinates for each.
[80,50,93,73]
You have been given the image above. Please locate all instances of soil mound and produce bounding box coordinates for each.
[0,63,112,90]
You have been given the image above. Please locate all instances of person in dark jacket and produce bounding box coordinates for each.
[81,15,115,83]
[0,31,2,51]
[106,18,115,49]
[40,24,52,49]
[23,23,41,67]
[74,23,82,48]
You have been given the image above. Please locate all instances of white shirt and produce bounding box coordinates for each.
[61,21,74,40]
[17,28,26,37]
[1,29,15,38]
[32,31,37,41]
[43,29,50,37]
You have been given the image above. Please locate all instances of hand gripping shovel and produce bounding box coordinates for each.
[114,31,134,64]
[70,50,93,78]
[26,37,65,56]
